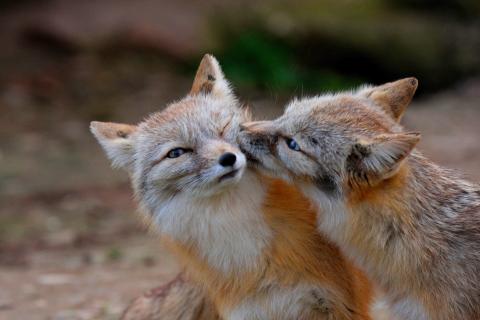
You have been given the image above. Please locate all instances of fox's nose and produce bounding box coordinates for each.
[218,152,237,167]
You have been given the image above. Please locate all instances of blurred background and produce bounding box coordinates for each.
[0,0,479,319]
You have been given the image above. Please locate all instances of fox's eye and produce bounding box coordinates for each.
[167,148,187,159]
[285,138,300,151]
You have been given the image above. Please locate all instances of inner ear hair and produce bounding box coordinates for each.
[348,132,420,184]
[189,54,233,98]
[364,77,418,122]
[89,121,138,171]
[190,54,221,95]
[90,121,137,140]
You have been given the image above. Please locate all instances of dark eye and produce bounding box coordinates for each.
[167,148,187,158]
[285,138,300,151]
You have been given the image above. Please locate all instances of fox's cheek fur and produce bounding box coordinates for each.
[238,120,319,179]
[146,156,201,193]
[144,148,247,198]
[238,130,320,183]
[276,143,318,178]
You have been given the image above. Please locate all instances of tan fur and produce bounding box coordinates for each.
[91,55,375,319]
[239,78,480,320]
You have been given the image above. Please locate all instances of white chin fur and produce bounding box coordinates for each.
[151,170,271,274]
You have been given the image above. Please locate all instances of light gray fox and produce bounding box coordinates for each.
[91,55,375,319]
[239,78,480,320]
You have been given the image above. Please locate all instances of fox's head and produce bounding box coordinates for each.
[239,78,420,198]
[91,54,250,214]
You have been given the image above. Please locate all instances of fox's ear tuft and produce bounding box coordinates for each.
[190,54,233,98]
[90,121,137,171]
[360,77,418,122]
[348,132,420,184]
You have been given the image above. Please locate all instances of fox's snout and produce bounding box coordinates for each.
[203,140,244,166]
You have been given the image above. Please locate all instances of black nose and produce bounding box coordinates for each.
[218,152,237,167]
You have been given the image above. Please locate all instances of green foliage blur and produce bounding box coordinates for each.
[205,0,480,94]
[218,29,362,93]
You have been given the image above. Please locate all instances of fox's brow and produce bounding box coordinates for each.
[219,115,233,137]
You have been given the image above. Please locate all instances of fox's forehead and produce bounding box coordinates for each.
[281,94,394,136]
[137,95,242,145]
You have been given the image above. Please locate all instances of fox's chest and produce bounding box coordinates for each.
[152,177,272,274]
[160,208,272,275]
[225,284,340,320]
[388,296,429,320]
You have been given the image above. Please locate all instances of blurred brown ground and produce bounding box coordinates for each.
[0,1,479,319]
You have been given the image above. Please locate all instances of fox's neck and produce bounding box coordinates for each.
[304,152,480,316]
[150,171,271,275]
[305,151,478,251]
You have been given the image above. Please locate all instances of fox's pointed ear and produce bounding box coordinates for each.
[360,78,418,122]
[240,120,276,135]
[90,121,137,171]
[348,132,420,185]
[190,54,233,98]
